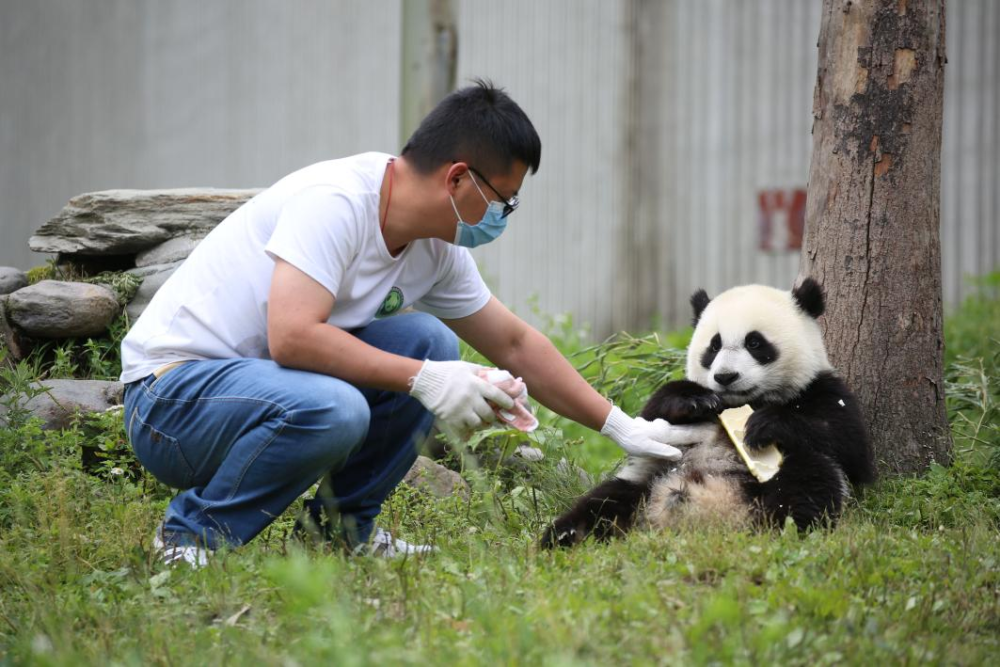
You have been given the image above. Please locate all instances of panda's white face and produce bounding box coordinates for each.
[685,284,832,406]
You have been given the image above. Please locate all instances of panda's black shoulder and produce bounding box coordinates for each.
[793,371,875,485]
[800,371,851,399]
[794,371,857,416]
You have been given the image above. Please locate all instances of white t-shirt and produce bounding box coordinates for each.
[120,152,491,384]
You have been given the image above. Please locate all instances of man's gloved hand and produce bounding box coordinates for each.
[409,360,516,435]
[601,406,713,460]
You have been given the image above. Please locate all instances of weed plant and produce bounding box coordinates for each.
[26,313,132,382]
[0,279,997,664]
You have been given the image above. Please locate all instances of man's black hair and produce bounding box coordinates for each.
[401,79,541,179]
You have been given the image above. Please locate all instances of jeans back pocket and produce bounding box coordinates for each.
[128,407,195,490]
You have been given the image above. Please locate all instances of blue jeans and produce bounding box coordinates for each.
[123,312,458,550]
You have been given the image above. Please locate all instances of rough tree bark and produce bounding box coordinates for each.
[801,0,952,474]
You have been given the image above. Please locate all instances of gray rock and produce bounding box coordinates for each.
[557,458,594,486]
[29,188,261,256]
[514,445,545,461]
[126,260,182,279]
[0,267,28,295]
[125,261,181,321]
[15,379,124,430]
[135,236,200,268]
[402,455,470,500]
[5,280,120,338]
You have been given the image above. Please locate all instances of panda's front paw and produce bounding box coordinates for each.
[641,381,724,424]
[743,407,789,451]
[675,392,725,422]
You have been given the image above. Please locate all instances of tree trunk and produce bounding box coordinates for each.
[801,0,952,474]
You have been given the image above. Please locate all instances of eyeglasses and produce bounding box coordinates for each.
[467,166,520,218]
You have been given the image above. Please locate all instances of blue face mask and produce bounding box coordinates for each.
[451,173,508,248]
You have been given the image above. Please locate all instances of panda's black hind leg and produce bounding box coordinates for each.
[641,380,723,424]
[540,478,651,549]
[749,450,847,531]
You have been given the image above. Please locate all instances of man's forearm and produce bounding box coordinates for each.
[270,322,422,393]
[493,328,612,431]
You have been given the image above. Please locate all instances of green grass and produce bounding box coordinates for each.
[0,275,998,664]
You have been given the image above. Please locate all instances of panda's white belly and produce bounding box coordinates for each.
[641,426,755,531]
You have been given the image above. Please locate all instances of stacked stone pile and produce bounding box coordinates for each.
[1,188,258,431]
[0,187,471,498]
[28,188,261,325]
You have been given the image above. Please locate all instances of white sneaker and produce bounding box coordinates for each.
[153,527,210,568]
[362,527,436,558]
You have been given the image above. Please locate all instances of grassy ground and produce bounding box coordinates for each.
[0,277,997,665]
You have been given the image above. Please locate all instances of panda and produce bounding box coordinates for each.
[541,278,875,548]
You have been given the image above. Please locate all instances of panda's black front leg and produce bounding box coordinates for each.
[743,406,808,453]
[540,477,652,549]
[641,380,724,424]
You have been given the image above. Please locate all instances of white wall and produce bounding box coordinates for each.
[941,0,999,305]
[456,0,632,335]
[0,0,400,265]
[1,0,996,335]
[656,0,822,324]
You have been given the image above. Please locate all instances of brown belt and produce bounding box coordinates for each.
[152,360,190,379]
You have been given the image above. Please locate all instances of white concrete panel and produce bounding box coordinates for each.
[1,0,995,333]
[456,0,629,337]
[0,0,400,269]
[658,0,821,321]
[940,0,999,306]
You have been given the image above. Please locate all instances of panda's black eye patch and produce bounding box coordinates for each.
[744,331,778,365]
[701,333,723,369]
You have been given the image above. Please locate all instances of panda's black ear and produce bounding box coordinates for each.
[792,278,825,319]
[690,289,711,326]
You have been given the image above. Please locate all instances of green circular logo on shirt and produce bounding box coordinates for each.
[376,287,404,318]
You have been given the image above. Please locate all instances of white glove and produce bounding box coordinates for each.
[601,406,712,460]
[409,360,516,435]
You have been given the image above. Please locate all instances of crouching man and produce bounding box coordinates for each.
[121,81,708,566]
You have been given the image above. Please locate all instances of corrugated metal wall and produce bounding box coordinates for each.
[0,0,400,265]
[659,0,1000,321]
[941,0,999,306]
[457,0,632,336]
[462,0,999,335]
[457,0,822,333]
[656,0,823,325]
[1,0,996,335]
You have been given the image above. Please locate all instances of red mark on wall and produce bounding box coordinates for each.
[757,189,806,251]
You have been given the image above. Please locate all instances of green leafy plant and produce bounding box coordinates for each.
[49,341,79,378]
[572,331,687,412]
[86,271,142,306]
[0,352,62,488]
[24,258,86,284]
[27,312,131,381]
[946,353,999,469]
